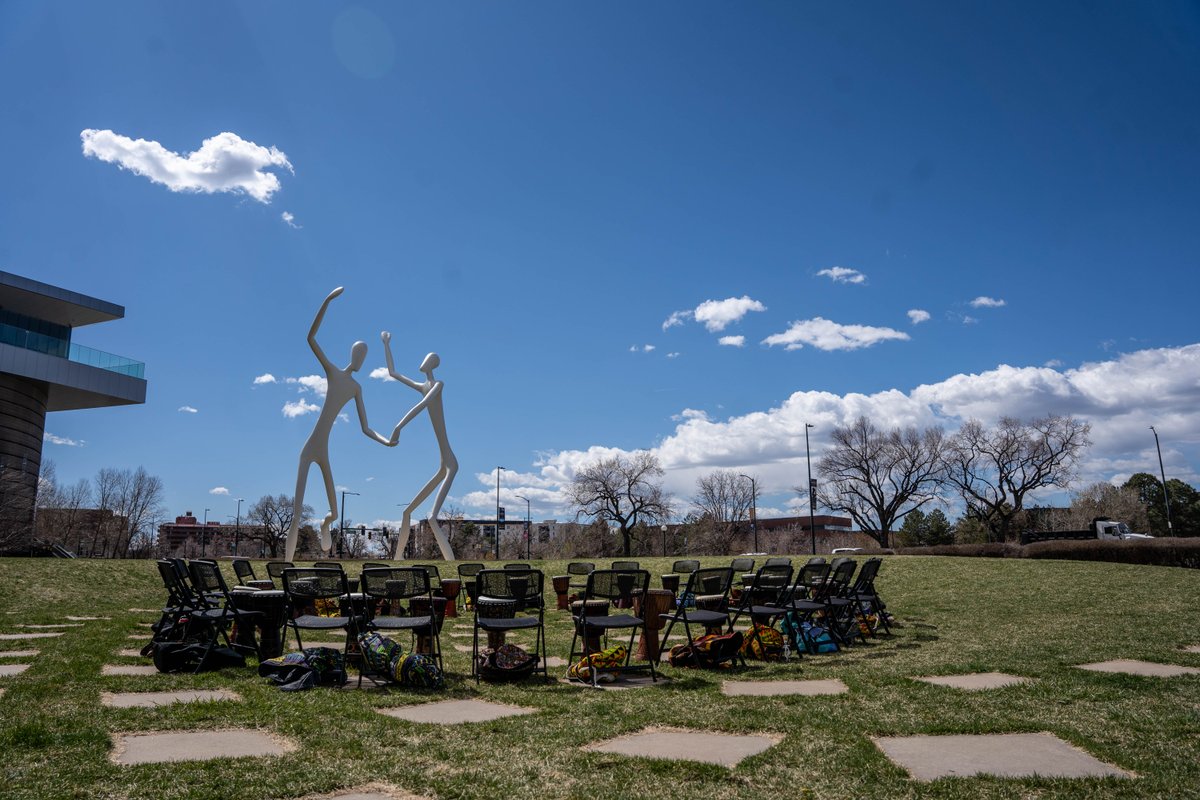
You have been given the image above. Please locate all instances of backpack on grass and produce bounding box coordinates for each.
[152,641,245,673]
[258,647,347,691]
[668,631,743,668]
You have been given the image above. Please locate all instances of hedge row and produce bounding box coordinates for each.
[855,538,1200,569]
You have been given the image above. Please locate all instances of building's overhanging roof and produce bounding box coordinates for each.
[0,271,124,328]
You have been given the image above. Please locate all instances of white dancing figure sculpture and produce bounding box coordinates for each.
[284,287,393,561]
[381,331,459,560]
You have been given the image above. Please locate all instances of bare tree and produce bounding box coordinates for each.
[814,417,947,548]
[945,415,1091,541]
[1051,482,1151,533]
[92,467,122,557]
[567,452,673,556]
[690,470,755,554]
[114,467,165,558]
[246,494,312,558]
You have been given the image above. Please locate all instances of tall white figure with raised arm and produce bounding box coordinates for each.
[381,331,459,560]
[284,287,393,562]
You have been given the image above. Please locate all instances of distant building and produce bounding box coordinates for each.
[1,271,146,550]
[157,511,268,558]
[34,507,127,557]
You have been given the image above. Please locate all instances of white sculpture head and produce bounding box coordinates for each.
[421,352,440,373]
[349,341,368,371]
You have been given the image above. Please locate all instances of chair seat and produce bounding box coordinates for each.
[789,600,824,612]
[745,604,785,618]
[293,614,351,628]
[477,616,539,631]
[580,614,644,629]
[661,608,727,626]
[371,615,434,630]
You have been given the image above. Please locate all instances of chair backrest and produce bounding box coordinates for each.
[764,556,792,567]
[671,559,700,575]
[457,563,485,578]
[313,560,343,571]
[729,557,755,573]
[362,562,390,570]
[189,560,232,600]
[503,562,533,571]
[414,564,442,588]
[156,559,193,607]
[805,556,827,567]
[283,567,350,603]
[585,569,650,606]
[567,561,594,576]
[360,567,432,601]
[795,561,832,600]
[685,567,733,600]
[851,557,881,593]
[476,568,544,607]
[232,559,256,584]
[737,563,794,608]
[265,561,294,582]
[610,560,640,571]
[827,559,858,593]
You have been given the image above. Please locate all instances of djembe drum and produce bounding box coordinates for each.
[569,599,611,655]
[660,574,681,594]
[440,578,462,618]
[477,597,516,649]
[634,589,675,661]
[551,575,571,610]
[409,595,447,655]
[229,588,287,659]
[694,594,728,635]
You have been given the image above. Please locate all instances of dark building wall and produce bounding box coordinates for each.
[0,372,48,546]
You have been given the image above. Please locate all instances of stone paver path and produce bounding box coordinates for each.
[874,732,1129,780]
[117,649,148,658]
[585,728,780,768]
[102,689,241,708]
[1077,659,1200,678]
[303,786,427,800]
[378,699,535,725]
[112,729,295,765]
[127,634,149,641]
[560,673,666,691]
[722,678,848,697]
[914,672,1029,691]
[447,633,473,639]
[544,656,568,668]
[65,616,109,621]
[1182,645,1200,654]
[129,608,161,613]
[102,665,159,676]
[17,623,82,629]
[0,649,38,658]
[0,664,31,677]
[453,645,472,653]
[0,632,62,640]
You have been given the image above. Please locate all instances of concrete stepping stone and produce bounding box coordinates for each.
[378,699,535,725]
[102,665,160,676]
[1076,659,1200,678]
[560,673,666,691]
[452,645,473,653]
[65,615,109,621]
[127,634,149,641]
[0,649,38,658]
[722,678,848,697]
[585,728,780,768]
[102,689,241,708]
[914,672,1029,691]
[129,608,161,613]
[0,632,62,640]
[1181,644,1200,654]
[117,649,149,658]
[0,664,31,677]
[452,624,472,630]
[17,623,82,629]
[447,632,473,639]
[544,656,568,668]
[0,688,4,698]
[111,729,295,765]
[873,732,1129,780]
[302,786,427,800]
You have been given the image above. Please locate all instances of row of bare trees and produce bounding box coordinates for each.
[35,462,166,557]
[815,414,1092,545]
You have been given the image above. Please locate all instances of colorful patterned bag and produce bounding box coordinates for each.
[739,623,785,661]
[567,644,628,681]
[668,631,743,668]
[476,643,538,682]
[391,652,445,690]
[357,631,403,674]
[258,646,347,690]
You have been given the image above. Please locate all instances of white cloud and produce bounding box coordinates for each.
[962,315,979,325]
[662,310,691,331]
[287,375,328,397]
[366,476,375,482]
[44,432,83,447]
[671,408,710,422]
[970,296,1006,308]
[817,267,866,285]
[282,399,321,418]
[281,211,301,228]
[762,317,910,351]
[666,352,681,359]
[253,374,277,385]
[718,335,745,347]
[693,296,766,332]
[485,343,1200,517]
[209,487,230,496]
[80,129,292,203]
[907,309,931,325]
[178,405,198,414]
[1045,359,1064,368]
[629,344,656,353]
[369,366,396,381]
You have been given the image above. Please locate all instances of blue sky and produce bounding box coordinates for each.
[7,2,1200,530]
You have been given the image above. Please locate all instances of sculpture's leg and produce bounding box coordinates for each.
[318,460,338,554]
[427,459,458,560]
[392,508,412,560]
[393,470,442,559]
[285,458,312,562]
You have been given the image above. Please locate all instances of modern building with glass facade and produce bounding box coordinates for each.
[0,271,146,549]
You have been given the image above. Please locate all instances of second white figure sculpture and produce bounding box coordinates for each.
[283,287,458,562]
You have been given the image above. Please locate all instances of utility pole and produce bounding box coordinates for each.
[516,494,530,559]
[339,490,359,558]
[202,507,210,557]
[739,474,758,553]
[805,423,817,555]
[1150,426,1173,535]
[495,466,505,559]
[234,498,243,557]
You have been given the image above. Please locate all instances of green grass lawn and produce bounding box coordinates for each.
[1,556,1199,800]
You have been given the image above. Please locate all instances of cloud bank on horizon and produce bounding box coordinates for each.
[455,342,1200,516]
[80,129,292,203]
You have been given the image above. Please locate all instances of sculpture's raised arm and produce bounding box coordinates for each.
[381,331,424,391]
[308,286,343,372]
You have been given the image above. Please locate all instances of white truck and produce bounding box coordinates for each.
[1020,517,1154,545]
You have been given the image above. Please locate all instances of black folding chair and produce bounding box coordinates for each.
[472,569,548,683]
[458,562,485,610]
[265,560,293,589]
[658,567,734,666]
[730,557,755,573]
[568,568,657,688]
[232,559,257,586]
[313,560,344,571]
[727,563,795,662]
[359,567,443,675]
[281,567,356,657]
[848,557,890,635]
[413,564,442,591]
[188,560,264,663]
[787,559,860,647]
[566,561,594,593]
[610,560,640,571]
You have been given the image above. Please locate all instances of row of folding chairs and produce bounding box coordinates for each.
[152,559,265,671]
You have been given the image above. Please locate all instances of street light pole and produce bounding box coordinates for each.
[202,507,210,557]
[805,423,816,555]
[340,490,359,558]
[661,524,668,557]
[516,494,530,559]
[1150,426,1173,535]
[495,466,505,560]
[234,498,243,557]
[739,474,758,553]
